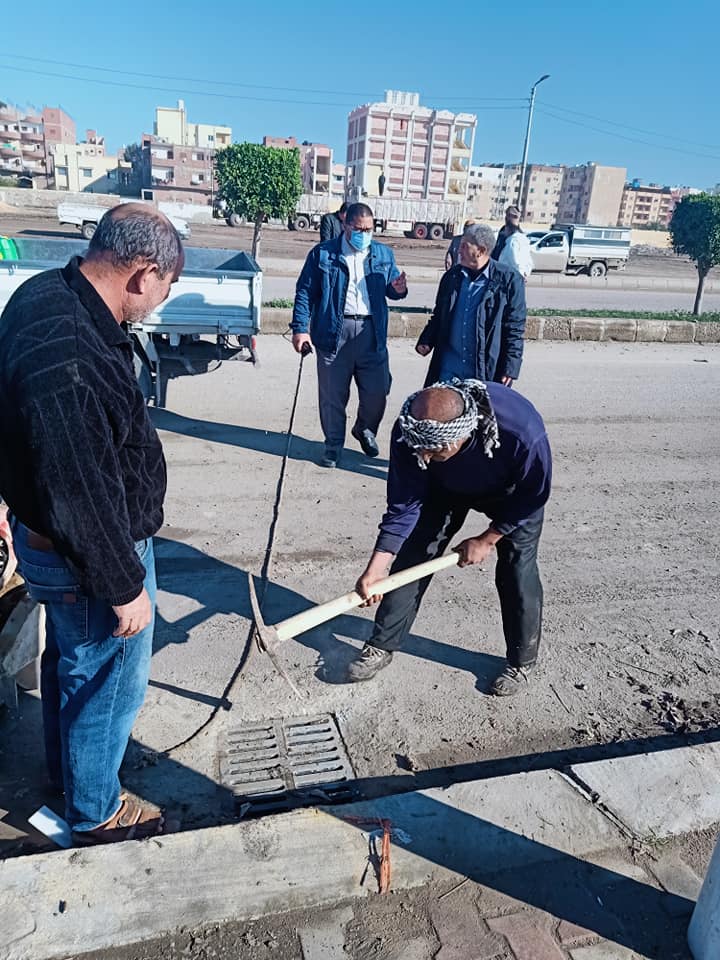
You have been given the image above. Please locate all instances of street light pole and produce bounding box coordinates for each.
[517,74,549,219]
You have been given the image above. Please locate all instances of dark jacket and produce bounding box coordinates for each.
[376,383,551,553]
[417,259,526,385]
[319,211,344,242]
[292,236,407,354]
[0,258,166,605]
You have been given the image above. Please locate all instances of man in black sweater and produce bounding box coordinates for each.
[319,202,348,242]
[0,204,183,845]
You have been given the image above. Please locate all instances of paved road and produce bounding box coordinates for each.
[262,271,717,312]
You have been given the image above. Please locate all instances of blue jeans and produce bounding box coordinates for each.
[11,522,156,831]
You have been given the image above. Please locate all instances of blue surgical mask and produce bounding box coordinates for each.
[350,229,372,251]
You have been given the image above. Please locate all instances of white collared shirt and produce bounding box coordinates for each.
[341,234,372,316]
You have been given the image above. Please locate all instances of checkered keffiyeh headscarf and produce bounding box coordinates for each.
[398,379,500,470]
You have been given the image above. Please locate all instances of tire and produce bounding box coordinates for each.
[588,261,607,278]
[411,222,429,240]
[428,223,444,241]
[81,222,97,240]
[133,349,153,404]
[293,215,310,231]
[227,213,242,227]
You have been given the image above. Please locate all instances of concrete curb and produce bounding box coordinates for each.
[260,308,720,344]
[2,743,719,960]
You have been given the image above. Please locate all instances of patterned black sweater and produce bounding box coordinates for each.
[0,258,166,605]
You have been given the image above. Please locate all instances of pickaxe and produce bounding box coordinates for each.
[248,552,461,696]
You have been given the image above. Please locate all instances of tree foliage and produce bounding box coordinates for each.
[669,194,720,314]
[214,143,303,259]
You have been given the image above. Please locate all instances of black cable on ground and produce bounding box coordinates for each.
[162,344,311,755]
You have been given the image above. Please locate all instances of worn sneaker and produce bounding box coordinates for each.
[320,446,341,468]
[351,426,380,458]
[490,664,532,697]
[346,644,393,682]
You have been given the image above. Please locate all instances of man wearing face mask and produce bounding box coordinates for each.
[292,202,408,468]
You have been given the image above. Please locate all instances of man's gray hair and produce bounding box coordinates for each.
[88,206,183,277]
[463,223,496,254]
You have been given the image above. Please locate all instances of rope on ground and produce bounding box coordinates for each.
[162,344,311,755]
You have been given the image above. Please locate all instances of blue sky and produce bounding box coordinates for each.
[2,0,717,188]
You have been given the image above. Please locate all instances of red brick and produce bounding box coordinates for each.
[487,913,566,959]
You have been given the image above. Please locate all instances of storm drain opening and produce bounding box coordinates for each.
[219,714,356,815]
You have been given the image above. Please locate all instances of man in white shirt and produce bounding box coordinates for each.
[493,205,534,281]
[292,203,408,468]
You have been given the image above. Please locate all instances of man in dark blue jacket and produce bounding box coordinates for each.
[292,203,407,468]
[416,223,526,387]
[349,378,551,696]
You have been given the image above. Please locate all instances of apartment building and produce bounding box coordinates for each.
[557,162,626,225]
[618,181,678,228]
[346,91,477,203]
[522,164,564,224]
[0,105,48,187]
[139,102,232,203]
[155,100,231,151]
[53,130,120,193]
[466,163,564,224]
[262,136,335,196]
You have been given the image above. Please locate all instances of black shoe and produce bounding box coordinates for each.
[346,644,393,682]
[320,446,340,468]
[490,664,533,696]
[351,426,379,458]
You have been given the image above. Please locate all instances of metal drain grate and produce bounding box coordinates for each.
[219,714,355,814]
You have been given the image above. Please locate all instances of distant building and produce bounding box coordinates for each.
[345,90,477,203]
[263,135,337,197]
[556,162,626,225]
[155,99,231,150]
[0,103,67,188]
[521,164,564,224]
[42,106,76,181]
[466,165,506,220]
[139,101,232,203]
[52,130,120,193]
[466,163,564,224]
[618,181,676,228]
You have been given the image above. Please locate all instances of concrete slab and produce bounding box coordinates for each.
[571,744,720,838]
[296,905,353,959]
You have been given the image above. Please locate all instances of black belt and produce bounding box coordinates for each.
[343,314,372,320]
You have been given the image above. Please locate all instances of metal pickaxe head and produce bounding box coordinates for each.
[247,573,279,653]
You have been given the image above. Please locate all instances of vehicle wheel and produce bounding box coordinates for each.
[588,261,607,278]
[412,222,429,240]
[293,215,310,231]
[428,223,444,241]
[227,213,242,227]
[81,222,96,240]
[133,350,153,404]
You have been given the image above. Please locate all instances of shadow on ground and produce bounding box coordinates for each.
[151,408,389,480]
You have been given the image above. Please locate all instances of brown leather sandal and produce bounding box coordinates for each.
[72,795,169,846]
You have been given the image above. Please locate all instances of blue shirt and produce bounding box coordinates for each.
[375,383,551,554]
[437,266,489,383]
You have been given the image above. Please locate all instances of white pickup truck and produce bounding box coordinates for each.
[0,237,260,406]
[528,223,631,277]
[57,201,191,241]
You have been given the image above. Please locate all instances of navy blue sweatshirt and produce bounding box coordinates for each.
[375,383,552,554]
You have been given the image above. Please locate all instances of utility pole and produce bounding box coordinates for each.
[517,74,550,219]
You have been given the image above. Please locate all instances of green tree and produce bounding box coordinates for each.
[669,194,720,315]
[214,143,302,260]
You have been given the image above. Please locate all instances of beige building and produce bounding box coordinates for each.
[522,164,564,224]
[0,105,51,187]
[466,163,564,224]
[263,136,335,195]
[618,182,676,228]
[155,100,231,150]
[53,130,120,193]
[346,90,477,202]
[557,162,626,225]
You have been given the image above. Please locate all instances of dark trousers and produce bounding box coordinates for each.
[370,499,544,668]
[316,316,390,450]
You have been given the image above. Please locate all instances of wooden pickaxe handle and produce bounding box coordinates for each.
[274,552,460,643]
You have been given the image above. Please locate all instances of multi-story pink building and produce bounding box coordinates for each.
[42,106,76,182]
[263,135,334,196]
[346,91,477,203]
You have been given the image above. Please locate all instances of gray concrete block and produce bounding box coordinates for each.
[636,319,667,342]
[571,319,604,342]
[695,321,720,343]
[571,743,720,839]
[603,319,637,342]
[649,856,702,901]
[525,316,544,340]
[542,316,572,340]
[665,321,696,343]
[262,307,293,333]
[569,943,635,959]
